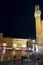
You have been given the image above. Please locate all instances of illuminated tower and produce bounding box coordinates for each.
[34,5,41,42]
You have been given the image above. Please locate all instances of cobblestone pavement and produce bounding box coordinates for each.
[0,60,43,65]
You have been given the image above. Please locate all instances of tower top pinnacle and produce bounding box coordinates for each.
[35,5,40,11]
[34,5,41,18]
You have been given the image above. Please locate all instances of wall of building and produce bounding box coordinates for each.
[0,33,29,60]
[0,33,13,61]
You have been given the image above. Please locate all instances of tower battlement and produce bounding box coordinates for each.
[35,5,39,11]
[34,5,41,17]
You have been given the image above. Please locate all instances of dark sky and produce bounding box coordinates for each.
[0,0,43,39]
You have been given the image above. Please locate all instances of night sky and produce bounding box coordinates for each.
[0,0,43,39]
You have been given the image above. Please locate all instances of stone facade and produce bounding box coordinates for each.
[0,33,13,61]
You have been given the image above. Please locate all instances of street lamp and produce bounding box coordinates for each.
[22,44,26,48]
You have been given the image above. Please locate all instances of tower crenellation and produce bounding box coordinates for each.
[34,5,41,18]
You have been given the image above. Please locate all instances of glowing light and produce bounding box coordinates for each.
[13,44,17,48]
[32,39,35,42]
[3,43,6,46]
[22,44,26,47]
